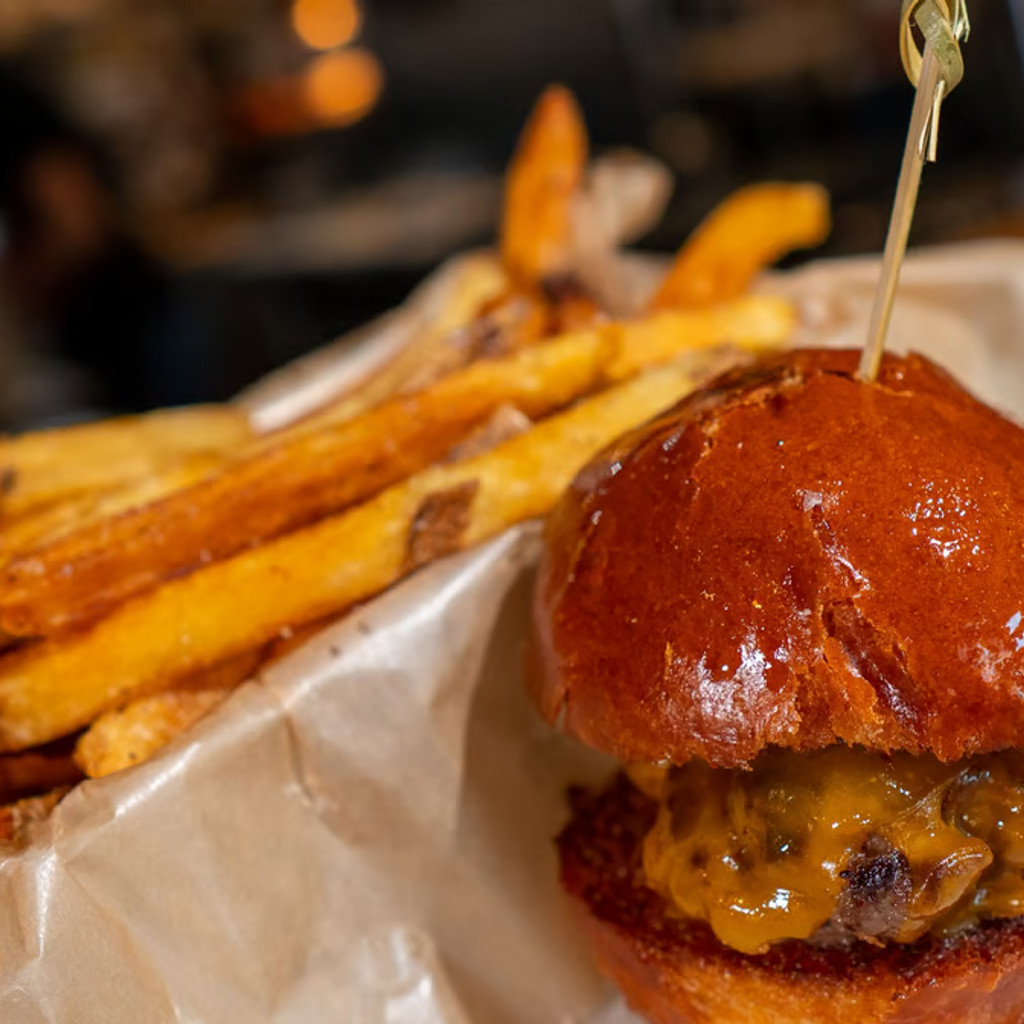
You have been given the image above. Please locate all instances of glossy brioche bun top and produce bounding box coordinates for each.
[532,348,1024,768]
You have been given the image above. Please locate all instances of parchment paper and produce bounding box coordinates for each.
[3,243,1024,1024]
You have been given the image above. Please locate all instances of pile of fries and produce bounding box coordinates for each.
[0,86,830,843]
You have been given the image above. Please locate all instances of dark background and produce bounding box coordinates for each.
[1,0,1022,427]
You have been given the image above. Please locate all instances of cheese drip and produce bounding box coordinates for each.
[635,747,1024,955]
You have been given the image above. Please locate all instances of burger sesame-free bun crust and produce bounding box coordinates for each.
[533,348,1024,767]
[560,776,1024,1024]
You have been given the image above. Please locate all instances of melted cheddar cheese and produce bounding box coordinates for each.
[634,747,1024,955]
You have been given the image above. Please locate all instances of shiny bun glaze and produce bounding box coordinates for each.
[533,348,1024,768]
[559,776,1024,1024]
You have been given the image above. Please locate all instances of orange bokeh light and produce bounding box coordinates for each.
[304,48,384,127]
[292,0,361,52]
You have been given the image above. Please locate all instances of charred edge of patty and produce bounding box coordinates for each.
[558,773,1024,976]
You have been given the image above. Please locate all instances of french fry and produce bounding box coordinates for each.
[238,252,513,434]
[0,457,221,562]
[0,295,795,636]
[275,256,515,439]
[72,644,264,778]
[398,286,566,383]
[0,362,703,750]
[651,183,830,311]
[501,85,588,286]
[244,91,589,440]
[179,646,266,692]
[443,404,533,462]
[606,296,796,381]
[0,406,252,518]
[74,690,232,779]
[262,615,344,666]
[0,494,128,563]
[0,330,609,635]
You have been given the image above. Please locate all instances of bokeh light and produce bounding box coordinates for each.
[292,0,361,52]
[304,48,383,127]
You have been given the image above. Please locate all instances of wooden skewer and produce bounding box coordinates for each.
[859,47,944,382]
[859,0,968,382]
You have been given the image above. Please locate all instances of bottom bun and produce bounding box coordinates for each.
[558,775,1024,1024]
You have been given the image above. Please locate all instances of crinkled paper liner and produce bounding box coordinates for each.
[4,242,1024,1023]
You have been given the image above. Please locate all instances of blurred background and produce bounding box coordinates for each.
[1,0,1023,427]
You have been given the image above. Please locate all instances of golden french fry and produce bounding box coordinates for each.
[0,330,612,635]
[443,404,533,463]
[257,88,595,440]
[263,616,343,666]
[651,183,830,311]
[71,644,263,778]
[277,256,514,438]
[608,296,797,381]
[0,294,795,637]
[546,286,603,335]
[0,494,124,563]
[500,84,588,286]
[0,456,221,563]
[320,289,554,411]
[240,253,513,435]
[0,406,252,518]
[0,362,702,750]
[74,690,232,779]
[180,646,266,692]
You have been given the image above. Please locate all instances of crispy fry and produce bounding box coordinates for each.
[179,646,266,692]
[238,252,512,434]
[651,183,830,311]
[275,256,515,438]
[0,406,252,518]
[72,645,263,778]
[501,85,588,286]
[443,404,532,462]
[0,330,612,635]
[0,362,703,750]
[403,480,480,571]
[0,494,128,563]
[246,87,592,440]
[543,278,603,334]
[262,616,343,666]
[0,456,221,562]
[607,296,797,381]
[0,295,795,637]
[74,690,232,779]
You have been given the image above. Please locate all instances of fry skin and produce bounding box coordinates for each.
[606,297,796,382]
[0,456,221,563]
[0,363,703,750]
[74,690,232,779]
[0,406,252,518]
[500,84,588,286]
[245,88,590,440]
[0,330,613,635]
[72,645,263,777]
[651,183,830,311]
[0,295,795,637]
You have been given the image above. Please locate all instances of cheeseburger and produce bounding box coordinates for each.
[531,348,1024,1023]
